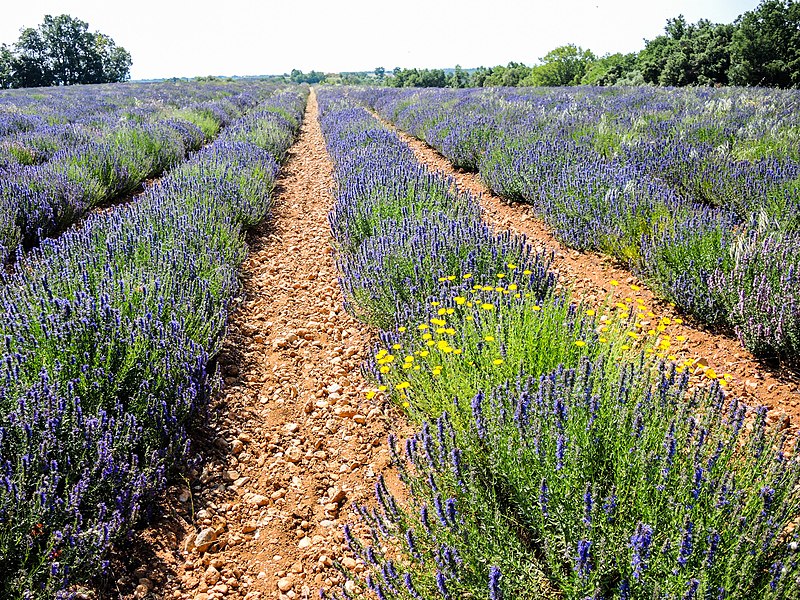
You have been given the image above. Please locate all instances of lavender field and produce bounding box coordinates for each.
[2,80,800,600]
[0,80,308,597]
[356,86,800,363]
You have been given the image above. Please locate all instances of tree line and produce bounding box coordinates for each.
[0,15,131,88]
[388,0,800,88]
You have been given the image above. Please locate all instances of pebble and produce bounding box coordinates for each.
[277,576,295,592]
[285,447,303,462]
[194,528,217,553]
[248,494,269,506]
[204,566,220,585]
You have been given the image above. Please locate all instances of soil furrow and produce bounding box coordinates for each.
[141,90,395,600]
[376,115,800,427]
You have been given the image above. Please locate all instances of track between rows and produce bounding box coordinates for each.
[146,90,396,600]
[375,115,800,428]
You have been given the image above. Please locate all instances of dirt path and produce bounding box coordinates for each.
[379,119,800,427]
[149,90,394,600]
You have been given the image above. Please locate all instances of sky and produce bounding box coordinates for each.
[0,1,761,80]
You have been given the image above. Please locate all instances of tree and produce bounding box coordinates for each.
[448,64,468,88]
[0,45,13,88]
[729,0,800,87]
[3,14,130,88]
[525,45,596,86]
[581,53,638,86]
[374,66,385,80]
[469,66,490,87]
[637,15,733,86]
[388,67,447,87]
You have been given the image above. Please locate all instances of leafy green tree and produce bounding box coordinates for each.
[729,0,800,87]
[389,67,447,87]
[638,15,733,86]
[660,20,733,86]
[468,66,489,87]
[483,62,532,86]
[0,44,15,88]
[12,27,52,87]
[525,45,595,86]
[4,14,130,88]
[94,33,132,84]
[448,64,468,88]
[289,69,326,84]
[374,66,385,80]
[581,52,638,85]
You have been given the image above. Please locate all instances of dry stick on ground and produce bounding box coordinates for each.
[373,113,800,429]
[144,90,399,600]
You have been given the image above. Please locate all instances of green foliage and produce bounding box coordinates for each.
[389,68,448,88]
[382,2,800,91]
[4,14,131,88]
[637,16,734,86]
[290,68,326,84]
[525,45,596,86]
[729,0,800,87]
[581,53,638,86]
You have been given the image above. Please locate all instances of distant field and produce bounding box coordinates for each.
[2,81,800,599]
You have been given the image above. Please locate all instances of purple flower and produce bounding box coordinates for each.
[630,522,653,580]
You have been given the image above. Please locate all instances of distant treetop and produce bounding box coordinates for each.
[388,0,800,89]
[0,14,131,89]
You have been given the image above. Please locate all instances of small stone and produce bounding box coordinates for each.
[326,383,342,395]
[222,470,240,482]
[353,414,366,425]
[194,528,217,553]
[341,557,356,570]
[285,447,302,463]
[248,494,269,507]
[205,566,220,585]
[277,576,294,592]
[138,578,154,590]
[328,486,347,504]
[298,536,311,548]
[284,423,299,433]
[242,522,258,534]
[231,439,244,454]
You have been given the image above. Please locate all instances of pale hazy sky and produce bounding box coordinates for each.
[0,1,760,80]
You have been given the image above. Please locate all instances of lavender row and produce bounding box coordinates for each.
[317,92,555,331]
[0,82,283,264]
[0,80,267,168]
[317,87,564,596]
[0,80,259,139]
[0,85,307,598]
[317,87,800,598]
[360,86,800,362]
[337,356,800,599]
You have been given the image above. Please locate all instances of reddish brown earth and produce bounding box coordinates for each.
[381,119,800,429]
[123,90,400,600]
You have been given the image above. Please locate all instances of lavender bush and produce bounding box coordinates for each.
[320,86,800,599]
[0,85,308,597]
[356,86,800,362]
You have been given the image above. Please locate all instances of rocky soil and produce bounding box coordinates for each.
[125,90,399,600]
